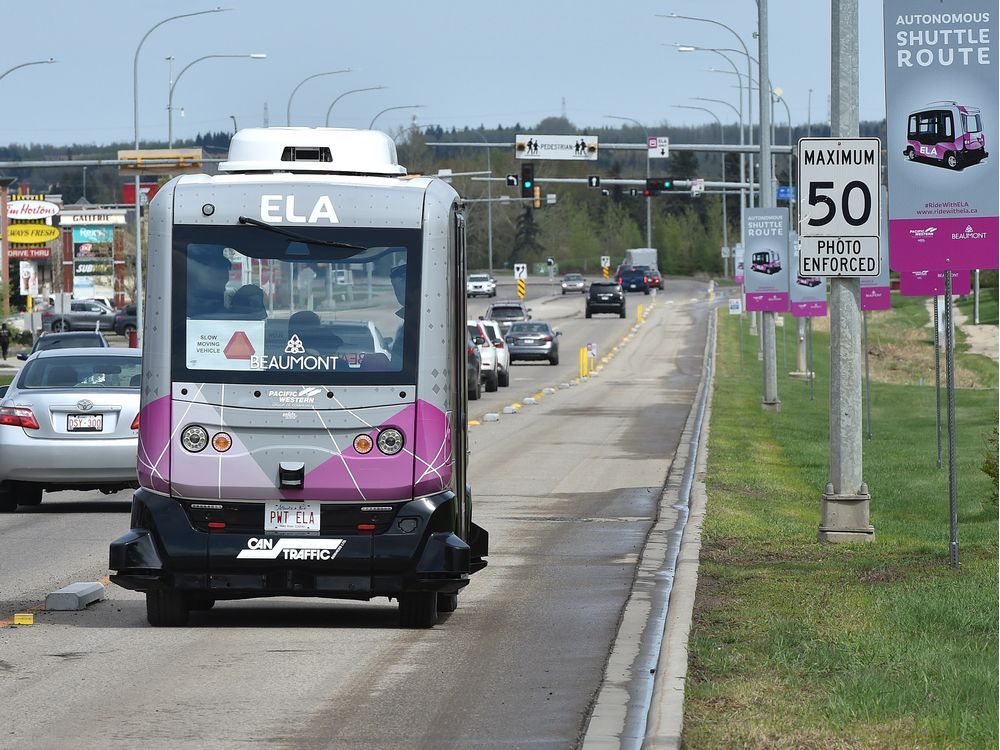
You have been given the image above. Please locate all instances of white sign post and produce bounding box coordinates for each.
[797,137,881,277]
[647,136,670,159]
[513,263,527,281]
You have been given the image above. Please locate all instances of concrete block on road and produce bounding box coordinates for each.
[558,382,570,389]
[542,387,555,395]
[45,582,106,611]
[483,412,500,422]
[502,405,519,414]
[523,397,537,405]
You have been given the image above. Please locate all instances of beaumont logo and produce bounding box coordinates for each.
[237,537,345,561]
[952,225,988,240]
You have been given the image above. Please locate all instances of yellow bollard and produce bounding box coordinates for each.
[579,347,586,379]
[637,303,644,323]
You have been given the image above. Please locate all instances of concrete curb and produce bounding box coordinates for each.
[45,582,106,611]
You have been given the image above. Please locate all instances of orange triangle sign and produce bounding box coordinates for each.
[224,331,255,360]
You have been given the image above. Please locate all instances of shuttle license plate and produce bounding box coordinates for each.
[265,502,320,533]
[68,414,103,431]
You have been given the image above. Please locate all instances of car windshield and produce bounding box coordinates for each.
[490,307,524,319]
[564,274,583,281]
[19,355,141,389]
[508,323,549,335]
[35,335,104,352]
[468,275,490,282]
[171,225,421,385]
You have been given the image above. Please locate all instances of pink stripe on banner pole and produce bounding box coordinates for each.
[861,287,892,311]
[791,301,828,317]
[745,291,790,312]
[899,269,971,296]
[889,217,999,272]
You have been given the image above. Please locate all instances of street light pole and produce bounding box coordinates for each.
[660,14,754,207]
[672,105,729,268]
[368,105,424,130]
[133,8,229,348]
[168,53,265,148]
[324,86,385,127]
[0,58,57,84]
[471,132,495,276]
[694,96,744,250]
[605,115,651,248]
[758,0,780,413]
[286,69,351,126]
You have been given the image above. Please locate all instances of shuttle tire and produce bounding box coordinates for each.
[146,590,190,627]
[399,592,438,628]
[437,592,458,613]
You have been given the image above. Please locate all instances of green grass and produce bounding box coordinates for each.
[0,372,12,386]
[684,308,999,749]
[957,287,999,326]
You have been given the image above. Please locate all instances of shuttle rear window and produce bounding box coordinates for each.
[171,225,421,385]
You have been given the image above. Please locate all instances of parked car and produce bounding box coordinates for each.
[617,265,651,294]
[645,268,663,290]
[479,319,510,387]
[16,331,110,361]
[42,299,116,332]
[113,304,138,336]
[586,281,626,318]
[560,273,587,294]
[506,321,560,365]
[483,300,531,334]
[0,347,142,511]
[466,330,482,401]
[467,320,499,392]
[466,274,497,298]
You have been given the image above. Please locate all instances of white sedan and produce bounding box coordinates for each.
[466,274,497,298]
[479,319,510,387]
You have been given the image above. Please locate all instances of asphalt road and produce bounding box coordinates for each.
[0,277,710,749]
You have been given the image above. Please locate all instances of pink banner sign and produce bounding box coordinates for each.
[899,269,971,296]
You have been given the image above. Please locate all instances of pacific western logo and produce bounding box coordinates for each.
[237,537,345,561]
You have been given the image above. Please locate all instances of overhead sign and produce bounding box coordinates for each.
[59,209,127,226]
[797,137,881,277]
[7,199,59,220]
[690,178,705,196]
[513,263,527,281]
[7,224,60,244]
[647,136,670,159]
[118,148,203,175]
[515,134,598,161]
[883,0,998,272]
[743,208,790,312]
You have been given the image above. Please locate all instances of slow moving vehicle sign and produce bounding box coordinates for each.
[797,137,881,277]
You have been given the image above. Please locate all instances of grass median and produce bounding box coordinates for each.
[684,296,998,749]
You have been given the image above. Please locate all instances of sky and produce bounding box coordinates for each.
[0,1,887,147]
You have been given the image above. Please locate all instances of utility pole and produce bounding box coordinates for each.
[819,0,873,542]
[758,0,779,412]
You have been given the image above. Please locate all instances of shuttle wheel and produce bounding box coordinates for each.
[146,590,190,627]
[946,152,959,169]
[906,148,917,161]
[399,592,438,628]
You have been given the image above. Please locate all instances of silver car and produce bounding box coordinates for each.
[0,347,142,511]
[560,273,587,294]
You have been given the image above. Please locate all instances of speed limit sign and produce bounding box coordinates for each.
[797,137,881,277]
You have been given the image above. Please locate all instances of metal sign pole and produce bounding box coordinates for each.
[934,295,942,469]
[944,272,958,568]
[808,317,815,401]
[739,313,745,369]
[758,0,780,413]
[819,0,872,542]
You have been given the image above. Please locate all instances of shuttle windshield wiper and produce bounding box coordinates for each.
[237,216,367,252]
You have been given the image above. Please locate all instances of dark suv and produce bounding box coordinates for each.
[617,265,651,295]
[586,281,626,318]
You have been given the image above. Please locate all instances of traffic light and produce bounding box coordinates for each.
[506,174,519,187]
[587,175,601,188]
[644,177,673,196]
[533,185,541,209]
[521,164,534,198]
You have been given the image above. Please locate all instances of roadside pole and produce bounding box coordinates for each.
[944,273,958,567]
[818,0,873,542]
[934,297,942,469]
[758,0,779,412]
[863,310,872,440]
